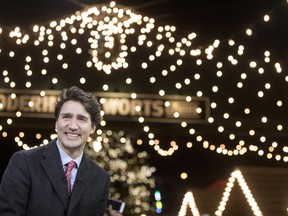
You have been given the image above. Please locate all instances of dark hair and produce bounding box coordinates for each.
[55,86,102,127]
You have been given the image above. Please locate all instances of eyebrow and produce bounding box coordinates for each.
[77,114,89,120]
[61,113,90,120]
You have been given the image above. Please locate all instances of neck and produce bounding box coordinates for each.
[66,147,83,159]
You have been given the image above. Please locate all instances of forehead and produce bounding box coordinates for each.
[60,100,90,117]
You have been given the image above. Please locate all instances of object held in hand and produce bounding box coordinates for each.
[107,198,125,213]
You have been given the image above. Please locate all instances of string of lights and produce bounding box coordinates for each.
[178,169,263,216]
[0,1,287,163]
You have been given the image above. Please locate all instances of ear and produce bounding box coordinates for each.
[90,125,96,134]
[55,121,58,132]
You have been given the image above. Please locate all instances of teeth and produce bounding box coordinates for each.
[66,133,78,137]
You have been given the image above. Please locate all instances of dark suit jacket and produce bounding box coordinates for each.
[0,139,110,216]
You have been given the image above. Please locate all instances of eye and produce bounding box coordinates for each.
[79,117,87,123]
[61,115,70,120]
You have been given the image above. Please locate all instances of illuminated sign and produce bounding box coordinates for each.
[0,89,210,123]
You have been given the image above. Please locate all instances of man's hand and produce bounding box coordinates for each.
[107,205,123,216]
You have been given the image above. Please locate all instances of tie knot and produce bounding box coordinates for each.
[66,160,77,171]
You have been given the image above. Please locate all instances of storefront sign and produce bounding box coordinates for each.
[0,89,209,123]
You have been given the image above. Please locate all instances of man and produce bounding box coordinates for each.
[0,86,110,216]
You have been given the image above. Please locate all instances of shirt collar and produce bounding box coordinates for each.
[56,139,83,168]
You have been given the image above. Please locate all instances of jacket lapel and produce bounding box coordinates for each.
[67,155,98,215]
[41,140,69,210]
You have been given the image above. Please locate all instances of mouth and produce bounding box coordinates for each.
[65,132,80,137]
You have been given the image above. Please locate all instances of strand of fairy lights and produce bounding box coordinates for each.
[178,191,200,216]
[0,1,287,162]
[215,169,263,216]
[177,169,263,216]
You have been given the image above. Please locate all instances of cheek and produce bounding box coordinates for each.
[55,121,65,131]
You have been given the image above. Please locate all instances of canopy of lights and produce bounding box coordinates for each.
[0,1,288,163]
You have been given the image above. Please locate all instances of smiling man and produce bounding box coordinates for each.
[0,86,110,216]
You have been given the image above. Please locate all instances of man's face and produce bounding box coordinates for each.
[55,100,95,155]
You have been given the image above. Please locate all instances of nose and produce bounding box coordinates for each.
[68,118,78,130]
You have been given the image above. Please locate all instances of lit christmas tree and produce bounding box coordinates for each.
[85,129,156,215]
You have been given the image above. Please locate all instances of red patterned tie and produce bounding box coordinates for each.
[65,160,76,194]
